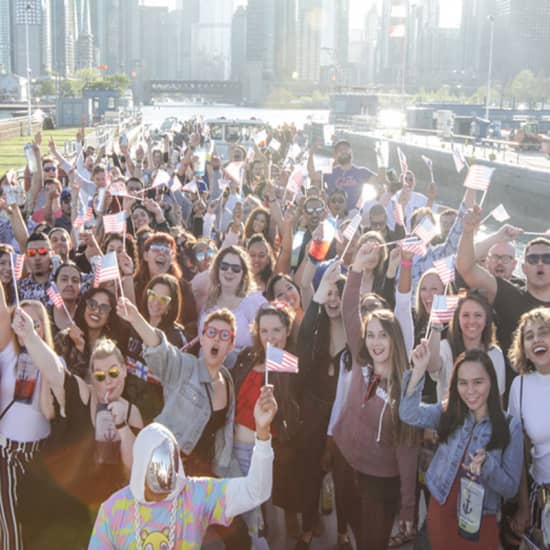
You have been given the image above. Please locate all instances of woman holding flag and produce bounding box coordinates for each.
[232,301,300,539]
[333,241,420,550]
[0,282,65,549]
[0,244,17,306]
[427,290,506,402]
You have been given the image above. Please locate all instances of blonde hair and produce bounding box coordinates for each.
[16,300,54,350]
[89,338,125,371]
[415,269,444,325]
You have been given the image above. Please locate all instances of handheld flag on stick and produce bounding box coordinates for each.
[413,217,438,245]
[480,204,510,225]
[421,155,435,183]
[397,147,408,175]
[340,214,362,259]
[224,161,244,183]
[452,145,468,173]
[94,252,120,287]
[47,282,74,324]
[400,239,427,257]
[103,211,127,234]
[150,169,171,190]
[265,342,299,386]
[433,256,456,286]
[429,295,459,324]
[464,165,494,192]
[9,253,24,307]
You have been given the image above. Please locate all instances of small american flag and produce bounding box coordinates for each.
[103,211,126,234]
[401,239,427,257]
[422,155,434,182]
[94,252,119,287]
[286,166,305,196]
[393,201,405,227]
[169,177,182,193]
[108,180,128,197]
[452,145,467,173]
[433,256,456,285]
[266,343,299,374]
[269,138,281,152]
[46,283,65,310]
[464,165,494,191]
[430,295,459,324]
[397,147,408,175]
[12,253,24,280]
[342,214,361,241]
[151,169,171,189]
[413,217,438,245]
[182,180,199,194]
[489,204,510,223]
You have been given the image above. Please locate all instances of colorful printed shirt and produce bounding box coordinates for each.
[89,478,231,549]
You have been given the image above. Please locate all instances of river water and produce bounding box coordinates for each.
[141,103,329,129]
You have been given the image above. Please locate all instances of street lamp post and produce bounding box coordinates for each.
[24,2,33,136]
[485,15,495,121]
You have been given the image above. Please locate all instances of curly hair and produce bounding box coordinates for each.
[509,307,550,374]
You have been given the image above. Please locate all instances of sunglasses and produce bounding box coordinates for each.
[526,253,550,265]
[86,298,112,315]
[196,249,216,262]
[149,244,173,255]
[203,325,234,341]
[93,366,121,382]
[305,206,324,215]
[147,288,172,305]
[43,166,56,173]
[219,261,242,274]
[26,247,50,257]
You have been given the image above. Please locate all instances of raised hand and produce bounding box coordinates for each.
[463,205,482,233]
[411,339,430,373]
[254,385,278,440]
[115,296,139,323]
[11,307,37,341]
[352,241,379,272]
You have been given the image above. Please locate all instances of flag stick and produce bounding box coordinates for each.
[480,213,493,226]
[62,302,75,325]
[479,189,489,210]
[264,364,269,387]
[380,236,420,248]
[523,231,549,236]
[9,255,20,308]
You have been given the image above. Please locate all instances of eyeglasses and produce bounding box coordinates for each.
[526,253,550,266]
[86,298,112,315]
[488,254,514,264]
[219,261,242,274]
[196,249,216,262]
[149,244,173,255]
[369,220,386,229]
[147,289,172,305]
[93,367,121,382]
[203,325,234,341]
[304,206,324,215]
[43,166,56,173]
[26,247,50,257]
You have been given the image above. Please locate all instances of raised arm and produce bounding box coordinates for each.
[395,248,415,357]
[455,206,498,304]
[224,386,275,518]
[11,307,65,407]
[0,282,12,351]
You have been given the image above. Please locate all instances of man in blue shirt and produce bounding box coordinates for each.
[322,140,375,211]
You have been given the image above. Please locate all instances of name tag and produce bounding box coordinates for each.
[458,478,485,541]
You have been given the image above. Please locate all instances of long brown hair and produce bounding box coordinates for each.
[447,290,496,358]
[439,349,510,451]
[357,309,418,445]
[251,302,295,363]
[354,231,387,279]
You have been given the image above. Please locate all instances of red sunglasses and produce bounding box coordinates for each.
[26,247,50,257]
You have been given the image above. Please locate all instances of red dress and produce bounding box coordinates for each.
[427,473,500,549]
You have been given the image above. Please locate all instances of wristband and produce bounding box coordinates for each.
[115,421,127,430]
[400,260,413,268]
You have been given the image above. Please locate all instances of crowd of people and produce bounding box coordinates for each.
[0,116,549,550]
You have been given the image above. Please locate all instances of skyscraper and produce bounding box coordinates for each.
[231,5,247,82]
[494,0,550,80]
[274,0,297,81]
[0,0,12,74]
[50,0,77,77]
[190,0,233,80]
[75,0,94,70]
[297,0,322,82]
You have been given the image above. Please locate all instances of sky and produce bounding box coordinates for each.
[142,0,462,30]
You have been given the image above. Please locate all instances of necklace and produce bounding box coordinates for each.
[134,495,178,550]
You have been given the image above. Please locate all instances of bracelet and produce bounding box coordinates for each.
[115,421,127,430]
[400,260,413,268]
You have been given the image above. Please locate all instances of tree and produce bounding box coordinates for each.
[506,70,537,103]
[35,80,56,97]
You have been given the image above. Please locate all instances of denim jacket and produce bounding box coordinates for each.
[399,370,523,515]
[143,330,236,477]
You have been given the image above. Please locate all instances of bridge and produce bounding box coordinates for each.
[143,80,241,104]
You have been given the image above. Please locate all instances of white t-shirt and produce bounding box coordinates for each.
[0,341,50,442]
[431,339,506,402]
[509,372,550,484]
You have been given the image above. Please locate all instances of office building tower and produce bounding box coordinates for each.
[297,0,322,82]
[75,0,93,70]
[0,0,12,74]
[50,0,77,76]
[274,0,297,80]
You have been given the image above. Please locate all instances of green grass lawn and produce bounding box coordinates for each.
[0,127,92,175]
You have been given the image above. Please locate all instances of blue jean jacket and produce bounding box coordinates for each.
[399,371,524,515]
